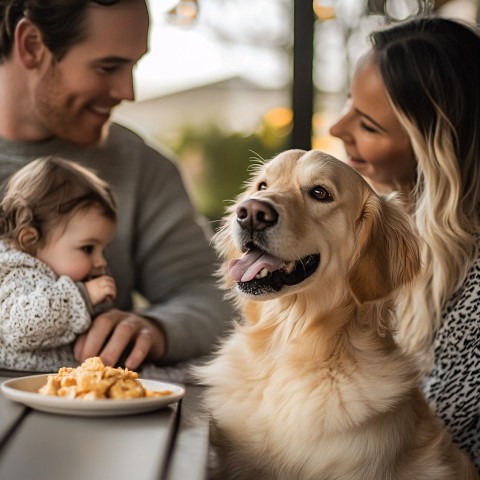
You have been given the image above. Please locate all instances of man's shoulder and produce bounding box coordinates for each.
[108,123,172,157]
[107,123,179,169]
[108,122,144,143]
[95,123,180,188]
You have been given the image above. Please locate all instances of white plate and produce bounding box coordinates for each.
[1,374,185,417]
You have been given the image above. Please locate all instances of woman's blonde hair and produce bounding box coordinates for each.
[371,17,480,370]
[0,156,117,254]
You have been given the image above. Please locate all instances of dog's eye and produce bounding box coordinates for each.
[258,182,267,191]
[310,186,333,202]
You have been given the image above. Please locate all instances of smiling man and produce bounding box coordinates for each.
[0,0,231,371]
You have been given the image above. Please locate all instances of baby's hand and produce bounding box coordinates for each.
[84,275,117,306]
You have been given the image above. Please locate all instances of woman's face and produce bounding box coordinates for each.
[329,54,416,193]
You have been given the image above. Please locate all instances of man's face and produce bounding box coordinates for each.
[33,1,149,146]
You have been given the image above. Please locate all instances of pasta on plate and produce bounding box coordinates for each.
[38,357,173,400]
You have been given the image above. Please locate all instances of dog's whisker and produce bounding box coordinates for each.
[248,149,266,164]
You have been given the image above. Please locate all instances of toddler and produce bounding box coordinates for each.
[0,156,117,371]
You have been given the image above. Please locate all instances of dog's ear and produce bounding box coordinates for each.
[348,194,420,304]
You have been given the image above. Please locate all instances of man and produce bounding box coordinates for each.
[0,0,231,370]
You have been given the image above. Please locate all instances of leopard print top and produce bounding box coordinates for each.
[423,250,480,470]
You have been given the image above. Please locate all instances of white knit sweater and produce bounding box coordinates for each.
[0,241,90,371]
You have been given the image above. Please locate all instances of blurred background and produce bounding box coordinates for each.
[113,0,480,223]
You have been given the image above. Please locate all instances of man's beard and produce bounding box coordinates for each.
[34,64,108,146]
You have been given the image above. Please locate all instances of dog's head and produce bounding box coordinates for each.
[214,149,420,307]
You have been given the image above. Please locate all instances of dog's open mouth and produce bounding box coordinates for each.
[228,247,320,295]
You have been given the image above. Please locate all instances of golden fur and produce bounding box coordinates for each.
[196,150,478,480]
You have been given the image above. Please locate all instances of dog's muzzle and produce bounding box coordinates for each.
[236,198,278,233]
[229,198,320,295]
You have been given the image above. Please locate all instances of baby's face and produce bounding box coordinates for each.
[36,207,116,281]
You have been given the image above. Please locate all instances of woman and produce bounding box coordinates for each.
[329,16,480,469]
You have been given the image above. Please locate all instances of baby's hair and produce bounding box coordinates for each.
[0,156,117,253]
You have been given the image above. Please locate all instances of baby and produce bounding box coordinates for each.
[0,156,117,371]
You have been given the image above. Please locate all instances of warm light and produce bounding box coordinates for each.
[161,0,181,11]
[263,107,293,130]
[166,0,199,26]
[312,111,345,159]
[313,0,336,21]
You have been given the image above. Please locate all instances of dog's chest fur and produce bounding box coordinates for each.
[199,310,422,479]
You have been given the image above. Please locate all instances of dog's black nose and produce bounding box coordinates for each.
[236,199,278,232]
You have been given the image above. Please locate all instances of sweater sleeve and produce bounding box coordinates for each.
[132,146,233,363]
[95,129,232,363]
[0,268,91,351]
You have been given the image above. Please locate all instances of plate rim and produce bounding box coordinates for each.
[1,373,185,416]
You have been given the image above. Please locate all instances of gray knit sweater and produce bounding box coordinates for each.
[0,123,232,369]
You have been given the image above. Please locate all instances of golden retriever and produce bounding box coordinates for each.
[196,149,478,480]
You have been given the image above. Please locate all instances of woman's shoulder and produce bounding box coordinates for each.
[432,240,480,375]
[444,239,480,315]
[424,239,480,459]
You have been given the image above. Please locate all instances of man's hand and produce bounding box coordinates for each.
[74,309,166,370]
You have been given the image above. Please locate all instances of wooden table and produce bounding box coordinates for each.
[0,367,210,480]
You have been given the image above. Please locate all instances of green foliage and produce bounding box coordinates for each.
[161,122,290,222]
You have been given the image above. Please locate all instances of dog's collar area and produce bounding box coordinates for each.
[235,253,320,295]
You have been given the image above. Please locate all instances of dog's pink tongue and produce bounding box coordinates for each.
[228,251,284,282]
